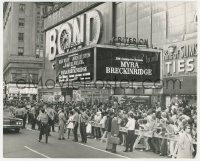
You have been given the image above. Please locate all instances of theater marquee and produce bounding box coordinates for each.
[56,45,162,86]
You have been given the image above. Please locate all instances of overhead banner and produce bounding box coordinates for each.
[96,47,161,82]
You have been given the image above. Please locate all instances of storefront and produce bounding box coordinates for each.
[7,83,38,101]
[162,40,197,106]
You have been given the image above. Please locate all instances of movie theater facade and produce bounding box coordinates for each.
[40,2,197,106]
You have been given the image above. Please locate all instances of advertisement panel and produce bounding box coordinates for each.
[56,48,94,82]
[96,47,161,83]
[163,42,197,78]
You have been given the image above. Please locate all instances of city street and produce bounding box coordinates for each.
[3,126,167,158]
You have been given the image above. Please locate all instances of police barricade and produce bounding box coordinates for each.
[88,121,197,147]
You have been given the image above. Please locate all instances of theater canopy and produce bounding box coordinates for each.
[55,45,162,87]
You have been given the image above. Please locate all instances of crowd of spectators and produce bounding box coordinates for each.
[4,97,197,158]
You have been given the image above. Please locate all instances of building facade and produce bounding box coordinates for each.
[41,2,197,106]
[3,2,52,101]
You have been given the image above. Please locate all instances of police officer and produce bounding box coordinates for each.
[15,104,25,128]
[79,108,89,143]
[58,108,66,140]
[37,108,49,143]
[30,105,36,130]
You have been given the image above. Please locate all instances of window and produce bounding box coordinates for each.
[18,33,24,41]
[18,18,25,27]
[18,47,24,56]
[40,34,43,43]
[19,4,25,12]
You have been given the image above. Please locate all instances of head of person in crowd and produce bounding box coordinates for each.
[69,110,73,116]
[151,113,156,122]
[183,123,192,134]
[41,108,45,113]
[129,113,134,119]
[43,103,47,109]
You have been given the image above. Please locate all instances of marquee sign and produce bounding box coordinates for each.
[56,48,94,82]
[96,47,161,82]
[56,45,162,85]
[46,9,102,61]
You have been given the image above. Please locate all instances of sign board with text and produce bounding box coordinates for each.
[56,48,94,82]
[96,46,161,82]
[56,45,162,86]
[163,43,197,78]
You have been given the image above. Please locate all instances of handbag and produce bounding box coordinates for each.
[109,136,120,145]
[86,123,92,134]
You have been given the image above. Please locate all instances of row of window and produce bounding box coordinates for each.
[18,47,44,57]
[19,4,25,12]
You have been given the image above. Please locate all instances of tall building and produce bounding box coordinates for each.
[42,2,197,106]
[3,2,53,101]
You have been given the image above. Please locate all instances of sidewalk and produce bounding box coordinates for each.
[25,124,167,158]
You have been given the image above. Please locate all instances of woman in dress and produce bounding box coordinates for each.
[66,111,74,139]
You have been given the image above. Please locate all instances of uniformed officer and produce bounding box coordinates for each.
[15,104,25,128]
[79,108,90,143]
[58,108,66,140]
[30,105,36,130]
[37,108,49,143]
[21,105,27,129]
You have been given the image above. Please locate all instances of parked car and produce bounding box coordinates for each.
[3,108,23,133]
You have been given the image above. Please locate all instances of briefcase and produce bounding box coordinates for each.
[109,136,120,145]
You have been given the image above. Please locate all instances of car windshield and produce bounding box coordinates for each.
[3,108,14,118]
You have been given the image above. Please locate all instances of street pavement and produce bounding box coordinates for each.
[3,125,167,158]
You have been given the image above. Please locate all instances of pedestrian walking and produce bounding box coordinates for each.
[110,113,121,153]
[58,108,66,140]
[73,108,79,142]
[46,104,55,135]
[15,104,26,128]
[66,111,74,139]
[105,111,113,151]
[79,108,90,143]
[124,113,136,152]
[37,108,49,143]
[30,105,36,130]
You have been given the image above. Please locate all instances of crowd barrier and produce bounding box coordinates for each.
[88,121,197,145]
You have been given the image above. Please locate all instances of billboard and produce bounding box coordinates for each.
[56,48,94,82]
[96,47,161,83]
[163,42,197,78]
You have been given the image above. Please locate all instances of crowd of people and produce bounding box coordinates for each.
[3,97,197,158]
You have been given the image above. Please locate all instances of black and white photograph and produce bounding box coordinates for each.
[2,0,198,159]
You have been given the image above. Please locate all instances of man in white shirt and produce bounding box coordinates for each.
[124,113,136,152]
